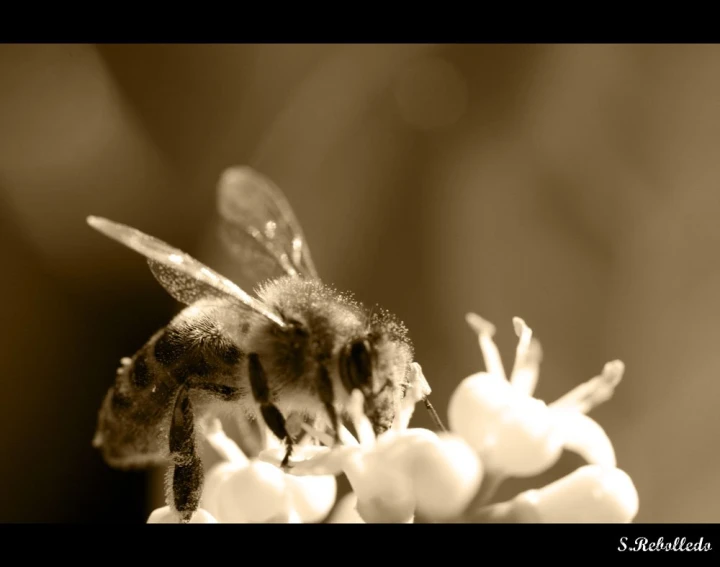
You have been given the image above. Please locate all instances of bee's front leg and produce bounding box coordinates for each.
[317,366,341,444]
[168,385,203,523]
[247,353,293,468]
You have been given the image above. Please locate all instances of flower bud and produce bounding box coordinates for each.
[487,396,564,476]
[214,460,290,523]
[352,459,415,523]
[449,373,514,438]
[356,492,415,524]
[410,433,483,521]
[200,461,245,520]
[342,429,439,524]
[374,427,439,462]
[286,473,337,523]
[512,465,639,523]
[448,372,563,476]
[147,506,217,523]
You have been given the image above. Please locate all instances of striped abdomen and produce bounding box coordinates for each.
[93,305,248,469]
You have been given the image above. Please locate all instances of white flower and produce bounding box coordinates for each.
[145,311,636,525]
[469,464,639,523]
[202,458,295,523]
[260,389,425,524]
[448,313,622,479]
[145,417,337,524]
[328,493,366,523]
[513,464,639,523]
[410,431,484,521]
[259,363,483,523]
[207,419,337,523]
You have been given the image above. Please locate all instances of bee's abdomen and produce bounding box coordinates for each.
[94,310,247,469]
[93,335,178,468]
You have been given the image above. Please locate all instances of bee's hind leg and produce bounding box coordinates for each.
[167,385,204,523]
[247,353,294,468]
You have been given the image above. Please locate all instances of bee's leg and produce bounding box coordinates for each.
[317,366,341,444]
[168,385,203,523]
[247,353,293,467]
[187,380,243,402]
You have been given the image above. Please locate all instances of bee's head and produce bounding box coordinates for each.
[338,312,413,435]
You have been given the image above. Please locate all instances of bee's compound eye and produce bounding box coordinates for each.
[340,339,373,393]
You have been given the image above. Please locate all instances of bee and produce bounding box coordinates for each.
[88,166,444,523]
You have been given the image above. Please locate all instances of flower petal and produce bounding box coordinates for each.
[487,396,565,477]
[203,418,248,465]
[447,371,513,451]
[552,408,616,467]
[338,425,361,446]
[356,494,415,523]
[410,433,483,521]
[375,427,439,458]
[348,389,375,447]
[287,508,303,523]
[353,464,416,524]
[200,460,247,520]
[257,445,356,476]
[512,465,639,523]
[263,426,283,449]
[214,460,290,523]
[286,474,338,523]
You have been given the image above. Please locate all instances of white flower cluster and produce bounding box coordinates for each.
[148,417,338,524]
[148,313,639,524]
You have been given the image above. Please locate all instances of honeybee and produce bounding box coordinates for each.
[88,166,444,522]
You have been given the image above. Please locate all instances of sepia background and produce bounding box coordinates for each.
[0,43,718,523]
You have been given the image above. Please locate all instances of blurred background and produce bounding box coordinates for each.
[0,43,718,523]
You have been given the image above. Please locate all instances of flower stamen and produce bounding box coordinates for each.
[338,425,361,446]
[551,360,625,414]
[512,317,533,363]
[466,312,506,379]
[349,390,376,447]
[301,423,336,447]
[510,318,542,397]
[204,418,248,465]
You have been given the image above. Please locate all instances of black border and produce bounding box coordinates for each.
[1,523,717,559]
[0,6,692,44]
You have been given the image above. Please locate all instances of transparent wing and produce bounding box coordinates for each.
[216,166,319,288]
[87,216,287,329]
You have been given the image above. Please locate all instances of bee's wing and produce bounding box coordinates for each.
[87,216,287,329]
[216,167,319,288]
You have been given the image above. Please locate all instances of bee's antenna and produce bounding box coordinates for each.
[422,397,447,432]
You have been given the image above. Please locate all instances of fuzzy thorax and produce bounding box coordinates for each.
[250,276,414,432]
